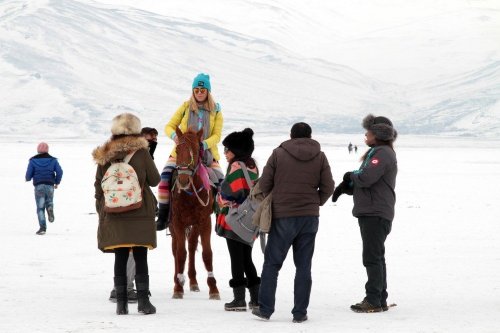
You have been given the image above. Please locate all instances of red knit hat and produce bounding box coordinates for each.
[37,142,49,153]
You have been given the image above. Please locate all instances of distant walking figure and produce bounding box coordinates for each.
[25,142,63,235]
[348,142,353,154]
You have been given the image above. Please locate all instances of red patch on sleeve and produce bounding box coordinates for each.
[371,159,379,165]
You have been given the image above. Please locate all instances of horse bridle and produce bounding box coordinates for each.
[174,137,211,207]
[176,138,197,176]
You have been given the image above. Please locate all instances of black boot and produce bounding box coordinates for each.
[114,276,128,315]
[247,279,260,310]
[156,203,169,231]
[136,275,156,314]
[225,279,247,311]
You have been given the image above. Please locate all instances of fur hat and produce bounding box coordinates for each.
[222,128,254,158]
[37,142,49,153]
[362,114,397,142]
[111,113,141,136]
[192,73,211,92]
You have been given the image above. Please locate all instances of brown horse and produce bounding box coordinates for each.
[169,126,220,300]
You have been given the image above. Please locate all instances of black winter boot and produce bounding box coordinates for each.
[247,280,260,310]
[156,203,169,231]
[225,286,246,311]
[136,275,156,314]
[114,276,128,315]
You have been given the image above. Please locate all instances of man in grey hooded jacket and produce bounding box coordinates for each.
[252,122,334,323]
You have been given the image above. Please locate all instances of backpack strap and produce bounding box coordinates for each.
[237,161,254,190]
[123,151,136,163]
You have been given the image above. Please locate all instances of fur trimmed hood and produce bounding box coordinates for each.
[92,136,149,165]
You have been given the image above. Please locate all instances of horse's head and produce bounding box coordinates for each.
[175,126,203,189]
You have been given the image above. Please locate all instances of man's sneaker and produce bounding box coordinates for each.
[47,207,54,223]
[381,302,389,312]
[127,289,138,303]
[350,299,382,313]
[293,315,308,323]
[251,307,270,320]
[36,228,46,235]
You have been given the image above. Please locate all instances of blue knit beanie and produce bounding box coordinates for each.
[192,73,211,92]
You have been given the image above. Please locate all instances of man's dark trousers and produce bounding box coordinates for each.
[259,216,319,319]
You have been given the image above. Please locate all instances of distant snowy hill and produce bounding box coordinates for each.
[1,0,499,139]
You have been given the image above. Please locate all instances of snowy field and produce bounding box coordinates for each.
[1,134,500,333]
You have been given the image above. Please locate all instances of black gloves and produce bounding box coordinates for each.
[331,179,354,202]
[343,171,353,183]
[332,182,345,202]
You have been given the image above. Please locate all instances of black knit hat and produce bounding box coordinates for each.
[222,128,255,158]
[362,114,398,142]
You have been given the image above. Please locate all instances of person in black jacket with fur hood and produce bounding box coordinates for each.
[333,114,398,313]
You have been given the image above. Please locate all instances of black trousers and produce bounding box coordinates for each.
[226,238,259,287]
[358,216,392,306]
[114,247,148,278]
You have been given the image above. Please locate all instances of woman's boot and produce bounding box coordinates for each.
[247,278,261,309]
[114,276,128,315]
[156,203,169,231]
[136,274,156,314]
[224,279,247,311]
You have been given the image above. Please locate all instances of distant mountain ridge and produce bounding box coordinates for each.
[0,0,499,138]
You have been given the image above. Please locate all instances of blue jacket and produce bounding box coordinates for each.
[25,153,63,186]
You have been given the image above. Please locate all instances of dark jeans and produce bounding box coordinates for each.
[226,238,259,287]
[358,216,392,306]
[259,216,318,319]
[34,184,54,228]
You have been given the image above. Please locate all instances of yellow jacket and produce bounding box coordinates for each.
[165,101,223,161]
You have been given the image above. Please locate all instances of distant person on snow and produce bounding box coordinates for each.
[156,73,224,231]
[93,113,160,315]
[332,114,398,313]
[348,142,353,154]
[25,142,63,235]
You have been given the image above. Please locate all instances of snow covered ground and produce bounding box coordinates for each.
[2,134,500,332]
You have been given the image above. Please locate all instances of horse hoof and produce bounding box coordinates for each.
[209,293,221,300]
[172,293,184,299]
[190,284,200,292]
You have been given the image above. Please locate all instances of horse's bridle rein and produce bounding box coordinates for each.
[174,136,211,207]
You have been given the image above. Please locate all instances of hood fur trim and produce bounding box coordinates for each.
[92,136,148,165]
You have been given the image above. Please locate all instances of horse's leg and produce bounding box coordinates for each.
[170,224,181,298]
[187,226,200,292]
[172,223,187,299]
[199,218,220,300]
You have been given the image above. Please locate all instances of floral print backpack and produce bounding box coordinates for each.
[101,151,142,213]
